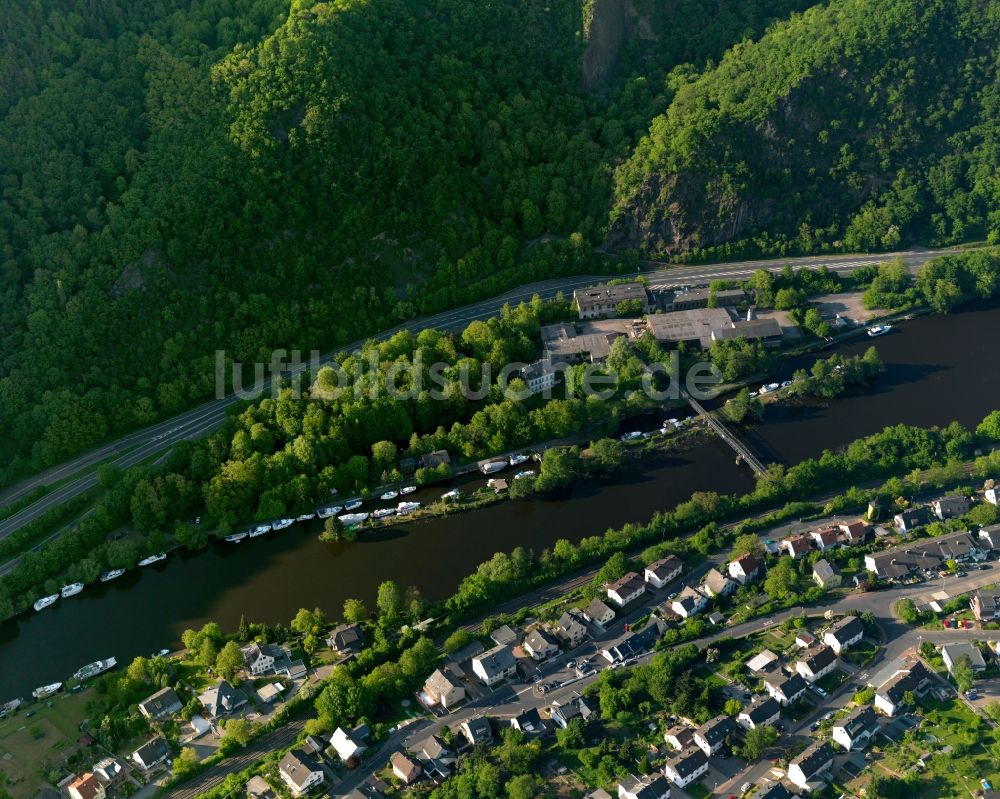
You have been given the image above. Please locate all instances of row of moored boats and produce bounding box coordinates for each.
[1,656,118,713]
[32,554,168,612]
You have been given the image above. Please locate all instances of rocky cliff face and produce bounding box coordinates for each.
[580,0,656,91]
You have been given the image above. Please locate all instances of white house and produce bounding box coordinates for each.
[781,535,812,559]
[585,598,616,627]
[131,737,169,771]
[764,673,807,706]
[278,749,324,797]
[644,556,683,589]
[523,628,560,661]
[823,616,864,654]
[795,645,838,684]
[872,659,932,716]
[941,642,987,674]
[832,707,879,751]
[728,553,763,585]
[606,572,646,607]
[738,698,781,730]
[330,727,366,764]
[671,586,708,619]
[617,774,671,799]
[693,715,734,756]
[554,610,589,647]
[521,360,558,395]
[241,643,277,676]
[810,526,840,551]
[787,742,834,793]
[663,748,708,788]
[701,568,736,598]
[471,645,517,687]
[423,668,466,711]
[390,751,422,785]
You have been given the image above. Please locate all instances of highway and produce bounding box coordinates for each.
[0,246,960,540]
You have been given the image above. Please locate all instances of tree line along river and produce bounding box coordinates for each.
[1,299,998,697]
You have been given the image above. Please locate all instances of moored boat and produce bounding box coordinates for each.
[33,594,58,612]
[317,505,342,519]
[396,501,420,515]
[99,569,126,583]
[0,698,21,717]
[138,553,167,567]
[514,470,535,480]
[867,323,893,337]
[225,532,247,543]
[250,523,272,537]
[32,683,62,700]
[272,518,294,531]
[73,657,117,681]
[338,512,369,526]
[509,453,530,466]
[344,499,363,511]
[60,583,84,598]
[296,512,316,522]
[373,508,396,520]
[480,459,508,475]
[399,485,416,495]
[441,489,461,501]
[379,490,399,501]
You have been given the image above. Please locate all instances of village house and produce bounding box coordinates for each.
[245,776,277,799]
[198,679,248,720]
[796,644,838,683]
[137,687,182,721]
[331,727,367,765]
[326,623,365,655]
[782,534,812,559]
[471,645,517,687]
[663,725,694,751]
[871,658,933,716]
[459,717,493,747]
[131,736,169,771]
[749,785,796,799]
[554,609,589,647]
[91,758,125,790]
[823,615,865,654]
[606,572,647,607]
[671,586,709,619]
[795,631,817,649]
[663,748,708,788]
[574,282,651,319]
[809,526,840,551]
[408,734,456,778]
[701,567,736,597]
[812,559,841,588]
[838,520,870,545]
[932,495,972,520]
[617,774,672,799]
[738,698,781,730]
[941,642,987,674]
[241,642,289,676]
[764,672,808,706]
[489,624,518,647]
[979,525,1000,551]
[68,773,104,799]
[693,715,734,756]
[832,706,880,751]
[787,741,834,793]
[745,649,780,674]
[520,359,558,395]
[865,530,986,578]
[644,555,683,589]
[423,668,466,711]
[279,749,325,796]
[893,506,934,532]
[584,597,616,627]
[523,628,561,661]
[728,553,763,585]
[509,707,548,738]
[972,587,1000,622]
[549,696,594,729]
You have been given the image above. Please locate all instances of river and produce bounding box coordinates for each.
[1,299,998,697]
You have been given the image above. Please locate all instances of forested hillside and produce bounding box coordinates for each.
[0,0,812,483]
[609,0,1000,256]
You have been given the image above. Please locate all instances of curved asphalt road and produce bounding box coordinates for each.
[0,247,961,539]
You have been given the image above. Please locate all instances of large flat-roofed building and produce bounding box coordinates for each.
[541,322,621,363]
[712,318,784,347]
[666,288,747,311]
[646,308,733,348]
[574,282,651,319]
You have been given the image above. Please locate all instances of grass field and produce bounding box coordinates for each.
[0,690,93,799]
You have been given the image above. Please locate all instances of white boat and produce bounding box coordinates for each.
[99,569,125,583]
[317,505,342,519]
[138,553,167,567]
[295,512,316,522]
[73,657,117,681]
[60,583,84,598]
[399,485,417,495]
[249,525,270,538]
[33,594,58,612]
[225,532,247,543]
[867,324,893,337]
[151,648,170,658]
[480,459,508,475]
[509,453,530,466]
[0,698,22,717]
[32,683,62,700]
[372,508,396,520]
[514,470,536,480]
[441,489,461,501]
[379,490,399,501]
[780,380,793,388]
[344,499,363,511]
[396,501,420,514]
[338,512,369,526]
[272,518,294,531]
[620,431,643,442]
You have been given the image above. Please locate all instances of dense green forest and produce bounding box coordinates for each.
[1,0,995,485]
[610,0,1000,256]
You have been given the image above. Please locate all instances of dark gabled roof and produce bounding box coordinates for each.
[742,698,781,724]
[620,774,672,799]
[133,736,169,765]
[461,716,493,744]
[836,706,879,738]
[800,644,837,673]
[607,571,646,596]
[329,623,365,650]
[696,715,735,746]
[138,687,180,717]
[826,615,864,642]
[750,784,792,799]
[790,741,834,778]
[934,495,971,517]
[279,749,321,790]
[646,556,682,580]
[666,747,707,777]
[767,671,807,698]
